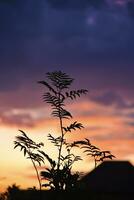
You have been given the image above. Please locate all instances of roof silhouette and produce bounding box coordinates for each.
[78,160,134,193]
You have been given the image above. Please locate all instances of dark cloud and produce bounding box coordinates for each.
[0,0,16,4]
[127,0,134,17]
[0,0,134,109]
[127,113,134,119]
[126,121,134,127]
[46,0,106,10]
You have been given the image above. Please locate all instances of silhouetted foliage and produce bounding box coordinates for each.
[0,184,21,200]
[14,130,44,191]
[14,71,114,192]
[38,71,88,191]
[80,139,115,168]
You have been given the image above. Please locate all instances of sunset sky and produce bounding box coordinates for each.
[0,0,134,192]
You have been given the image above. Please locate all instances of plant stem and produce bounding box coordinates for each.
[57,115,64,170]
[31,158,42,191]
[57,91,65,173]
[30,153,42,200]
[28,148,42,191]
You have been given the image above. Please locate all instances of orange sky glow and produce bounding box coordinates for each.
[0,99,134,192]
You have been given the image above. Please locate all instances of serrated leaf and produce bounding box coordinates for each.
[38,81,57,95]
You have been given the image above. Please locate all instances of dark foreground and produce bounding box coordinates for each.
[2,190,134,200]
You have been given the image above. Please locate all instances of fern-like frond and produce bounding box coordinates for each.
[15,130,44,149]
[14,141,27,156]
[27,152,45,166]
[47,134,62,147]
[40,171,52,180]
[67,155,82,167]
[82,145,100,152]
[97,151,116,161]
[52,108,72,119]
[73,155,82,162]
[37,81,57,95]
[65,89,88,100]
[38,150,56,168]
[46,71,74,90]
[63,121,84,133]
[60,154,74,162]
[82,141,115,165]
[68,139,91,149]
[60,108,72,119]
[43,92,64,108]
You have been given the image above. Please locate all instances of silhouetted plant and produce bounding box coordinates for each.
[67,138,115,168]
[14,71,115,192]
[38,71,87,190]
[0,193,6,200]
[80,139,115,168]
[14,130,44,191]
[3,184,20,200]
